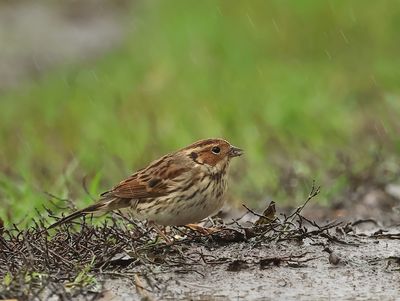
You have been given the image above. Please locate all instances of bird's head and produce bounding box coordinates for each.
[181,138,243,173]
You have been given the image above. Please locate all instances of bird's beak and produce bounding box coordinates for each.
[229,145,244,157]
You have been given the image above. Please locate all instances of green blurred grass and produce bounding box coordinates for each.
[1,1,400,223]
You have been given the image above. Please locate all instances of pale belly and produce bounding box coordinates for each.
[129,176,227,226]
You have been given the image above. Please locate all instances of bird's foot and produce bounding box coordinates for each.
[148,221,173,245]
[185,223,220,235]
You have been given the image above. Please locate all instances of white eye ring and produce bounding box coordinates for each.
[211,146,220,154]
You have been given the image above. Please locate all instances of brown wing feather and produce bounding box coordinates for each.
[103,176,168,199]
[101,153,191,200]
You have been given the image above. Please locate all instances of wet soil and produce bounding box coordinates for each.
[98,230,400,301]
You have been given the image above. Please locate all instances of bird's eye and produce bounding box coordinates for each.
[211,146,220,154]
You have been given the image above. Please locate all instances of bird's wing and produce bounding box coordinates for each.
[101,157,191,199]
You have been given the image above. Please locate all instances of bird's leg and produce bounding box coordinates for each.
[185,223,220,235]
[207,217,216,227]
[148,221,172,244]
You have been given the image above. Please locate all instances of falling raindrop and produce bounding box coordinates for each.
[91,70,99,82]
[246,13,256,29]
[324,50,332,60]
[339,30,350,44]
[272,18,280,33]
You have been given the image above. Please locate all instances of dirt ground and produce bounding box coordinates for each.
[34,221,400,301]
[99,235,400,301]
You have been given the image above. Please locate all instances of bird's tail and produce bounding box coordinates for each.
[47,197,131,230]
